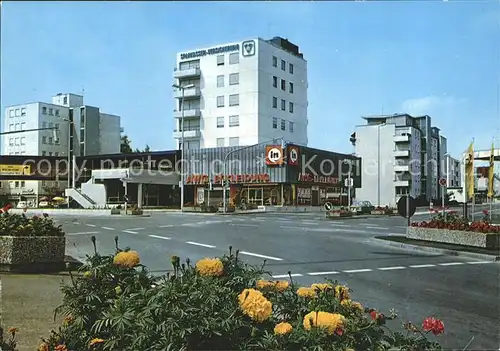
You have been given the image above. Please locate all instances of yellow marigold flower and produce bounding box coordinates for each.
[256,279,290,292]
[311,283,333,291]
[351,301,363,311]
[275,280,289,292]
[274,322,293,335]
[345,349,355,351]
[83,271,92,278]
[37,343,49,351]
[238,288,273,322]
[303,311,346,335]
[90,338,105,346]
[195,257,224,276]
[63,315,74,325]
[113,251,140,268]
[256,280,274,289]
[8,327,18,334]
[55,345,68,351]
[335,285,350,300]
[297,287,316,298]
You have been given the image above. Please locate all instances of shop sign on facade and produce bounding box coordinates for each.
[297,173,339,185]
[265,146,284,166]
[186,173,270,185]
[0,164,31,176]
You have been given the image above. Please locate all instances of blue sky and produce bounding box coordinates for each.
[1,1,499,158]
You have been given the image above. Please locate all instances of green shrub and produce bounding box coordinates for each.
[0,212,64,237]
[37,237,444,350]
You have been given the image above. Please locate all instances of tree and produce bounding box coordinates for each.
[121,134,133,153]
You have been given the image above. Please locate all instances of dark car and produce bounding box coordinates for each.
[350,200,375,214]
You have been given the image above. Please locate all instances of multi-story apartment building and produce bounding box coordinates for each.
[444,155,462,188]
[172,36,308,149]
[353,113,447,206]
[1,93,121,205]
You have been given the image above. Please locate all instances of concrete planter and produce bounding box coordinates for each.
[407,227,500,249]
[327,211,352,218]
[371,210,385,215]
[130,210,144,215]
[111,208,121,215]
[218,207,235,213]
[0,235,66,272]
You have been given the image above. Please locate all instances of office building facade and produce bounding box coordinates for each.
[173,36,308,149]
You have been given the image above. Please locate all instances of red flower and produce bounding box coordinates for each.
[370,310,378,320]
[335,328,344,336]
[422,317,445,335]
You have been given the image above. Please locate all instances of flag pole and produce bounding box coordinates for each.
[470,138,475,222]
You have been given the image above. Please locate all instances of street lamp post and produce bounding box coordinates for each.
[172,83,195,211]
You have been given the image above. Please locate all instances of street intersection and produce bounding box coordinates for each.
[55,211,499,350]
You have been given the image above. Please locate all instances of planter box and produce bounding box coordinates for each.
[407,227,500,249]
[0,235,66,272]
[218,207,235,213]
[131,210,143,215]
[111,208,121,215]
[327,211,352,218]
[371,210,385,215]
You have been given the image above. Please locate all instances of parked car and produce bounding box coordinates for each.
[350,200,375,214]
[39,201,51,208]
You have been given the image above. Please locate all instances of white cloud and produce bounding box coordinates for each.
[401,95,465,116]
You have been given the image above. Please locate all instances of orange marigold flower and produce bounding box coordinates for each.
[297,287,316,298]
[238,288,273,322]
[195,257,224,276]
[303,311,346,335]
[256,279,289,292]
[37,343,49,351]
[311,283,332,291]
[275,280,289,292]
[113,251,140,268]
[63,315,74,325]
[55,345,68,351]
[90,338,105,346]
[256,280,274,289]
[274,322,293,335]
[8,327,18,334]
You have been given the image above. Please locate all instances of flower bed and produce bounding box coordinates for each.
[371,206,397,215]
[0,212,66,272]
[31,237,444,350]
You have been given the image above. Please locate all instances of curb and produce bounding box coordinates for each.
[375,238,500,262]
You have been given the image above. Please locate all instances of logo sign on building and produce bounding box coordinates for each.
[0,164,31,176]
[241,40,256,57]
[180,44,240,60]
[288,145,299,166]
[265,146,284,166]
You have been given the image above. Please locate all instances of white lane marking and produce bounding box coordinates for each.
[307,271,340,276]
[410,264,436,268]
[159,224,174,228]
[229,223,259,227]
[126,227,145,231]
[102,227,115,230]
[395,226,408,229]
[239,251,283,261]
[378,266,406,271]
[68,231,99,235]
[329,223,350,227]
[149,235,171,240]
[466,261,494,265]
[438,262,464,266]
[86,224,96,227]
[74,222,80,225]
[122,230,138,234]
[186,241,216,248]
[301,221,319,225]
[280,225,305,230]
[272,273,302,278]
[343,268,372,273]
[366,226,389,230]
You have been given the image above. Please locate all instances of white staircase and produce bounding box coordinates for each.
[65,188,96,208]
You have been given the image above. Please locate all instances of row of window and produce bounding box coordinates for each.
[42,106,60,116]
[216,137,239,147]
[272,56,294,74]
[9,135,60,146]
[217,73,239,87]
[272,97,294,113]
[42,135,59,145]
[272,117,295,133]
[8,108,26,117]
[6,151,60,156]
[273,76,294,93]
[217,52,240,66]
[217,115,240,128]
[216,94,240,107]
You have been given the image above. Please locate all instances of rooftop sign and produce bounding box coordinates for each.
[180,44,240,60]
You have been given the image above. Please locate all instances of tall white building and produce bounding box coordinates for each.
[173,36,308,149]
[353,114,448,206]
[1,93,121,204]
[444,154,462,188]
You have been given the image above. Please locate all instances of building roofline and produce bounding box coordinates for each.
[78,150,178,160]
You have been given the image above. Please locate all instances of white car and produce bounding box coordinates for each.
[16,201,28,209]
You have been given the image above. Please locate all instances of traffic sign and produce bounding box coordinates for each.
[344,178,353,187]
[439,178,447,187]
[397,195,416,218]
[324,202,333,211]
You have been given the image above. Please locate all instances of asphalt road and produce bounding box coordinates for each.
[54,211,499,350]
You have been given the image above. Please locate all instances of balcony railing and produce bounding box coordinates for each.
[173,109,201,119]
[173,67,201,79]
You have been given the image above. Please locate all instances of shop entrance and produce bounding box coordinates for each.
[238,185,282,206]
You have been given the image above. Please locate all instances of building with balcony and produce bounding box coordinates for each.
[352,113,449,206]
[1,93,121,205]
[173,36,308,149]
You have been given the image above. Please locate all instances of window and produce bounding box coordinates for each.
[229,94,239,106]
[281,119,286,131]
[229,73,239,85]
[20,137,26,145]
[272,97,278,108]
[49,137,53,144]
[42,136,47,144]
[281,79,286,91]
[42,151,46,156]
[216,55,224,66]
[9,109,14,118]
[281,99,286,111]
[9,124,13,131]
[21,108,26,116]
[48,108,53,116]
[15,181,19,188]
[217,117,225,128]
[63,96,68,105]
[289,121,294,133]
[15,137,19,146]
[281,59,286,71]
[9,138,13,146]
[42,122,47,128]
[229,137,239,146]
[55,138,60,144]
[20,181,25,187]
[20,122,26,130]
[55,123,60,130]
[217,96,225,107]
[55,109,59,116]
[229,115,239,127]
[289,102,294,113]
[217,138,225,147]
[272,56,278,67]
[289,63,294,74]
[14,123,19,131]
[272,117,278,129]
[273,76,278,88]
[49,152,53,156]
[217,75,224,88]
[42,107,47,114]
[229,52,239,64]
[49,122,53,128]
[289,82,294,93]
[55,152,59,156]
[15,108,20,116]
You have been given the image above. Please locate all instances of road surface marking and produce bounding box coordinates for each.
[149,235,171,240]
[272,273,302,278]
[378,266,406,271]
[409,264,436,268]
[68,231,99,235]
[86,224,96,227]
[186,241,216,248]
[395,226,408,229]
[126,228,145,231]
[343,269,372,273]
[280,226,305,230]
[122,230,138,234]
[159,224,174,228]
[365,226,389,230]
[239,251,283,261]
[329,224,350,227]
[307,271,340,276]
[438,262,464,266]
[363,223,380,226]
[102,227,115,230]
[466,261,493,265]
[301,221,319,225]
[229,223,259,227]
